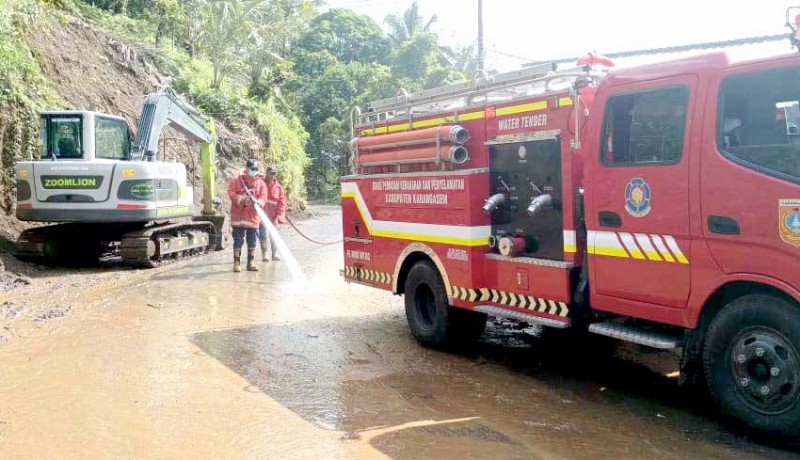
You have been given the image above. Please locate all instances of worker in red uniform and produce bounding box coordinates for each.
[227,159,268,272]
[258,165,287,262]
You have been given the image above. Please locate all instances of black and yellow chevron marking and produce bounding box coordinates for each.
[344,266,393,285]
[450,286,569,318]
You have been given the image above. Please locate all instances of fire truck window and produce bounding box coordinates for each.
[601,86,689,166]
[719,66,800,183]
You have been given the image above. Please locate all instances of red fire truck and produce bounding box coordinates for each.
[341,21,800,440]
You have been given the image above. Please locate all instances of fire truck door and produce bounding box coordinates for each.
[589,77,695,308]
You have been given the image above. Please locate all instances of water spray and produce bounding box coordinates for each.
[241,180,306,282]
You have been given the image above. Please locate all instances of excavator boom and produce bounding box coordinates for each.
[14,88,225,267]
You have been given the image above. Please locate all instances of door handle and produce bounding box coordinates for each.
[708,215,740,235]
[599,211,622,228]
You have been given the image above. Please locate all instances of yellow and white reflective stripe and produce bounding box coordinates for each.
[634,233,662,261]
[618,232,645,260]
[663,235,689,264]
[650,235,675,263]
[495,101,547,117]
[587,230,689,264]
[563,230,577,254]
[588,230,628,258]
[341,182,490,247]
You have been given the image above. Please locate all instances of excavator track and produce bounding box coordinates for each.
[16,223,113,265]
[120,221,218,268]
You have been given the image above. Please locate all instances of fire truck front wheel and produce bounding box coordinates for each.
[404,261,486,347]
[703,294,800,442]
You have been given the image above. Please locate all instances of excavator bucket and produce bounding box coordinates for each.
[195,213,226,251]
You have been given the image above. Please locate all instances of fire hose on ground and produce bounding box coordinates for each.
[284,215,342,246]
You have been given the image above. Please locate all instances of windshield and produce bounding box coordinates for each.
[95,117,130,160]
[718,66,800,183]
[42,115,83,159]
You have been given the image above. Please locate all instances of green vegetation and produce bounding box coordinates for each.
[0,0,61,213]
[2,0,479,207]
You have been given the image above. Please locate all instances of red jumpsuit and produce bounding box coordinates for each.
[258,177,286,255]
[227,172,267,249]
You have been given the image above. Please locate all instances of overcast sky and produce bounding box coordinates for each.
[325,0,794,70]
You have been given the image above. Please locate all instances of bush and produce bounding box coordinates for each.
[252,100,310,207]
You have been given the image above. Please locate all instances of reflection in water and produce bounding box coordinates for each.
[190,317,790,460]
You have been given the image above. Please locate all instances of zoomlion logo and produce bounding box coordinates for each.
[779,199,800,247]
[41,176,102,190]
[625,177,651,218]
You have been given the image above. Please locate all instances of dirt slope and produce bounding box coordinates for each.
[0,13,264,284]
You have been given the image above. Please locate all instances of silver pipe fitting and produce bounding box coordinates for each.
[483,193,506,215]
[526,194,553,217]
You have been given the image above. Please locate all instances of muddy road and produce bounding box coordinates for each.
[0,208,795,459]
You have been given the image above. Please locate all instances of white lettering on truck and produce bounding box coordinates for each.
[498,114,547,131]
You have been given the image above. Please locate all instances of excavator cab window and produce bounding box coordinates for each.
[95,117,130,160]
[42,115,83,159]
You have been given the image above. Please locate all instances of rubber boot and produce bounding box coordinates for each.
[261,242,270,262]
[247,248,259,271]
[233,249,242,273]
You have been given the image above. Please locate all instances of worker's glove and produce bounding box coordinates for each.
[236,194,248,205]
[276,215,287,224]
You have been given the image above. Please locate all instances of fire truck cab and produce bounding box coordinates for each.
[342,40,800,440]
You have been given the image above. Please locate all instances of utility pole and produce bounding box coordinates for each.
[478,0,485,71]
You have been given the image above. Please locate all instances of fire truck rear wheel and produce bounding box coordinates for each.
[404,261,486,347]
[703,294,800,442]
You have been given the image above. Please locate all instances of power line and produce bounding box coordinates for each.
[523,33,790,66]
[485,47,537,62]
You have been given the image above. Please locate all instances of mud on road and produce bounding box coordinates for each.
[0,207,796,459]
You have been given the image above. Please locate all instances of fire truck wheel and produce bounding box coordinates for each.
[703,294,800,442]
[404,261,450,346]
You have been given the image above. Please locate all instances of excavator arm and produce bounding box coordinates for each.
[130,87,218,214]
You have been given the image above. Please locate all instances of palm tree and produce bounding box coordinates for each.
[443,44,480,76]
[201,0,267,88]
[384,1,437,44]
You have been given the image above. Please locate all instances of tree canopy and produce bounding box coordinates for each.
[78,0,480,200]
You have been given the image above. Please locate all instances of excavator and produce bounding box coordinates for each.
[14,87,226,268]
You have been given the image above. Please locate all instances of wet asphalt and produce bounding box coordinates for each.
[0,207,796,459]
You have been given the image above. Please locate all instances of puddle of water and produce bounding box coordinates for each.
[190,315,796,460]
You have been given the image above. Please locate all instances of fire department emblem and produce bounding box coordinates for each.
[779,199,800,247]
[625,178,651,217]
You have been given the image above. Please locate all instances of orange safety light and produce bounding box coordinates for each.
[576,53,615,69]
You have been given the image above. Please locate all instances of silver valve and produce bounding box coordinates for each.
[483,193,507,215]
[526,194,553,217]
